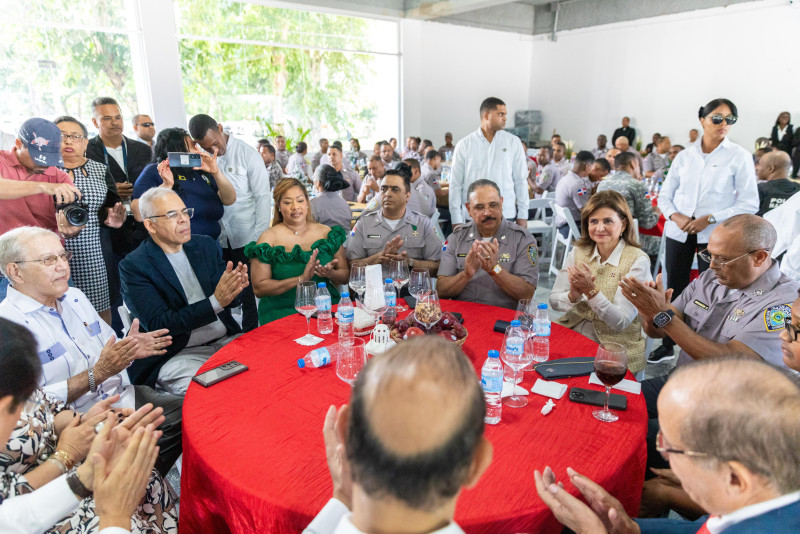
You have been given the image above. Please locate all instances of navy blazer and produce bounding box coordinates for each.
[120,235,242,386]
[636,498,800,533]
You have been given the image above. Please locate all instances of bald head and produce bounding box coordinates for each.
[661,358,800,493]
[720,214,777,252]
[347,337,485,510]
[614,136,630,151]
[758,150,792,181]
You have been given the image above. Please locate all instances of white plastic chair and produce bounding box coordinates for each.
[548,204,580,277]
[652,233,667,284]
[527,198,554,260]
[118,304,133,336]
[632,218,639,235]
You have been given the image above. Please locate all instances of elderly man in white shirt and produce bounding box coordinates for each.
[189,113,270,333]
[765,189,800,281]
[304,337,491,534]
[449,97,528,229]
[0,226,183,476]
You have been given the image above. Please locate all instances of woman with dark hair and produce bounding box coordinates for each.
[131,127,236,240]
[550,190,652,373]
[770,111,794,155]
[54,117,126,324]
[246,178,349,325]
[286,141,310,180]
[310,164,352,229]
[652,98,759,363]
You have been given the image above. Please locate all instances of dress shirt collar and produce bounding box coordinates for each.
[691,136,732,156]
[588,239,626,267]
[333,515,465,534]
[710,259,782,297]
[5,285,65,314]
[463,218,509,242]
[707,490,800,534]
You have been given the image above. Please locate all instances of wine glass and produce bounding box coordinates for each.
[336,338,367,386]
[593,342,629,423]
[415,290,442,333]
[501,324,534,408]
[349,265,366,303]
[409,268,431,305]
[390,259,410,312]
[514,298,537,330]
[295,281,318,344]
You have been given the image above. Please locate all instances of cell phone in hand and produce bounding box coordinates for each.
[192,360,248,387]
[568,387,627,411]
[167,152,202,168]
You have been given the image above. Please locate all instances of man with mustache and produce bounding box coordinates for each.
[437,179,538,309]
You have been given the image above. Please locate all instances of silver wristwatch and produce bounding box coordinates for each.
[88,368,97,393]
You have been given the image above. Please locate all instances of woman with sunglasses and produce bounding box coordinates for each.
[651,98,759,363]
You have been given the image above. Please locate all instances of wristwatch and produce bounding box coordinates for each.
[87,368,97,393]
[653,309,675,329]
[492,264,502,275]
[66,468,93,499]
[707,215,716,224]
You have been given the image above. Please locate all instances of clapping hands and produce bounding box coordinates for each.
[214,261,249,307]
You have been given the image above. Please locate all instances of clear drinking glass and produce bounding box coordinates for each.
[415,290,442,333]
[593,342,628,423]
[336,337,367,386]
[390,259,410,312]
[501,325,534,408]
[349,265,366,303]
[295,281,318,343]
[409,268,431,302]
[514,298,537,330]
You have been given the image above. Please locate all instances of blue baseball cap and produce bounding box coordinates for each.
[18,118,63,168]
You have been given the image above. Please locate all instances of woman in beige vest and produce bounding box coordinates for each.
[549,190,652,373]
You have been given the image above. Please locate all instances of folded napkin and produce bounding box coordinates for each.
[363,264,386,310]
[531,378,568,399]
[588,373,642,395]
[501,382,529,398]
[294,334,324,346]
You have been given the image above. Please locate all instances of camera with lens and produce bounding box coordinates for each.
[54,194,89,227]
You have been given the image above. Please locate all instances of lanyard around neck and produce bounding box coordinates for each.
[102,137,128,179]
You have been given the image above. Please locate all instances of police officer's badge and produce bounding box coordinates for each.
[764,304,791,332]
[527,244,537,266]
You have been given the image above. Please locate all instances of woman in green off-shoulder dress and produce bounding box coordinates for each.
[246,178,351,325]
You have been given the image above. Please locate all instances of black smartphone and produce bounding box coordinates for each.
[494,319,511,333]
[192,360,248,387]
[167,152,202,168]
[568,387,627,411]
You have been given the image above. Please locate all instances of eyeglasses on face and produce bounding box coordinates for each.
[147,207,194,221]
[656,429,708,461]
[61,134,87,142]
[708,114,737,126]
[14,251,73,267]
[697,249,763,268]
[786,317,800,343]
[138,122,155,128]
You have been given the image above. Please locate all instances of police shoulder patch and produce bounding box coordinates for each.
[764,304,791,332]
[527,244,538,266]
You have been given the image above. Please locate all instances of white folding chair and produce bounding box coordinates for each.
[548,204,580,277]
[652,233,667,284]
[632,218,639,235]
[118,304,133,336]
[527,198,554,260]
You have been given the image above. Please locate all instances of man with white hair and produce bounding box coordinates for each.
[0,225,182,476]
[120,188,247,395]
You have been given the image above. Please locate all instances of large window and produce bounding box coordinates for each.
[0,0,140,135]
[174,0,400,148]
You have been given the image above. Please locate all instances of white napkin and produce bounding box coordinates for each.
[588,373,642,395]
[364,264,386,310]
[501,382,529,398]
[294,334,324,346]
[531,378,568,399]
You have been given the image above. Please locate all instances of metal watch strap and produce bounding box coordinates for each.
[66,468,93,499]
[88,368,96,393]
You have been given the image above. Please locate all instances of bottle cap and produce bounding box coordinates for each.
[297,359,306,368]
[385,278,393,284]
[488,350,499,358]
[538,303,548,309]
[341,292,350,298]
[510,320,521,327]
[317,282,326,288]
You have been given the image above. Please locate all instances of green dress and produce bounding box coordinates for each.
[244,225,347,325]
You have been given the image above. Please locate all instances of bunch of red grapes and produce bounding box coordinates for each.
[393,311,468,342]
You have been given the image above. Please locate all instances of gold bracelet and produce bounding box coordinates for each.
[50,450,74,471]
[47,457,68,474]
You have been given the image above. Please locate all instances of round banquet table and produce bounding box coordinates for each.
[180,300,648,534]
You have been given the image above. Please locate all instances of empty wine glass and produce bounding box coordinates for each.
[514,298,537,330]
[415,290,442,333]
[501,323,534,407]
[390,259,410,312]
[409,268,431,304]
[349,265,366,303]
[593,342,628,423]
[336,337,367,386]
[295,281,318,344]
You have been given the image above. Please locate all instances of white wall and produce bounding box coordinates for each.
[528,0,800,151]
[401,19,533,146]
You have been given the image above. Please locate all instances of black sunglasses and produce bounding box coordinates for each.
[708,114,737,126]
[138,122,155,127]
[786,317,800,342]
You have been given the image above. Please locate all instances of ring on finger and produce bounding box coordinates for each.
[94,422,105,434]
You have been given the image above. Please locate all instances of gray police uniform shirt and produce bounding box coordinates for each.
[555,171,592,226]
[310,151,325,172]
[340,167,362,203]
[276,149,290,170]
[267,161,284,189]
[438,219,540,309]
[672,261,800,368]
[535,162,561,193]
[311,191,352,230]
[596,171,660,256]
[408,177,436,218]
[345,209,442,262]
[421,162,442,189]
[643,152,669,174]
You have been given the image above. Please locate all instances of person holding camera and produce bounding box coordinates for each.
[0,118,85,301]
[55,116,127,326]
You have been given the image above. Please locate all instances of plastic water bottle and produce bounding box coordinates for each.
[337,292,354,346]
[383,278,397,325]
[533,303,551,363]
[481,350,503,424]
[315,282,333,334]
[298,344,340,369]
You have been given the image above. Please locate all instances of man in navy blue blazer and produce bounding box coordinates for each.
[120,187,247,394]
[534,357,800,534]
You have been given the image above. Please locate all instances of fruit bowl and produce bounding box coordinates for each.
[390,311,468,347]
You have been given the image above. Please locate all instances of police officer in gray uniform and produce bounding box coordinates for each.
[310,164,352,230]
[346,169,441,273]
[438,179,539,309]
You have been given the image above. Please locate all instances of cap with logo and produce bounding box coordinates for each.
[18,118,64,168]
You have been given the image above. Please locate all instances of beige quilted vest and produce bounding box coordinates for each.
[557,243,647,373]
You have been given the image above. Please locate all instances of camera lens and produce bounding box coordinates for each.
[62,203,89,226]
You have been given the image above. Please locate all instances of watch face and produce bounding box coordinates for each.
[654,312,670,328]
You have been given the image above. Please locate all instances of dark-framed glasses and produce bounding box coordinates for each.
[147,207,194,221]
[708,114,737,125]
[138,122,155,128]
[14,251,73,267]
[656,429,708,461]
[697,249,761,268]
[61,134,87,142]
[786,317,800,343]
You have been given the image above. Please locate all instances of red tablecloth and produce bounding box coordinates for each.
[180,300,647,534]
[639,197,665,237]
